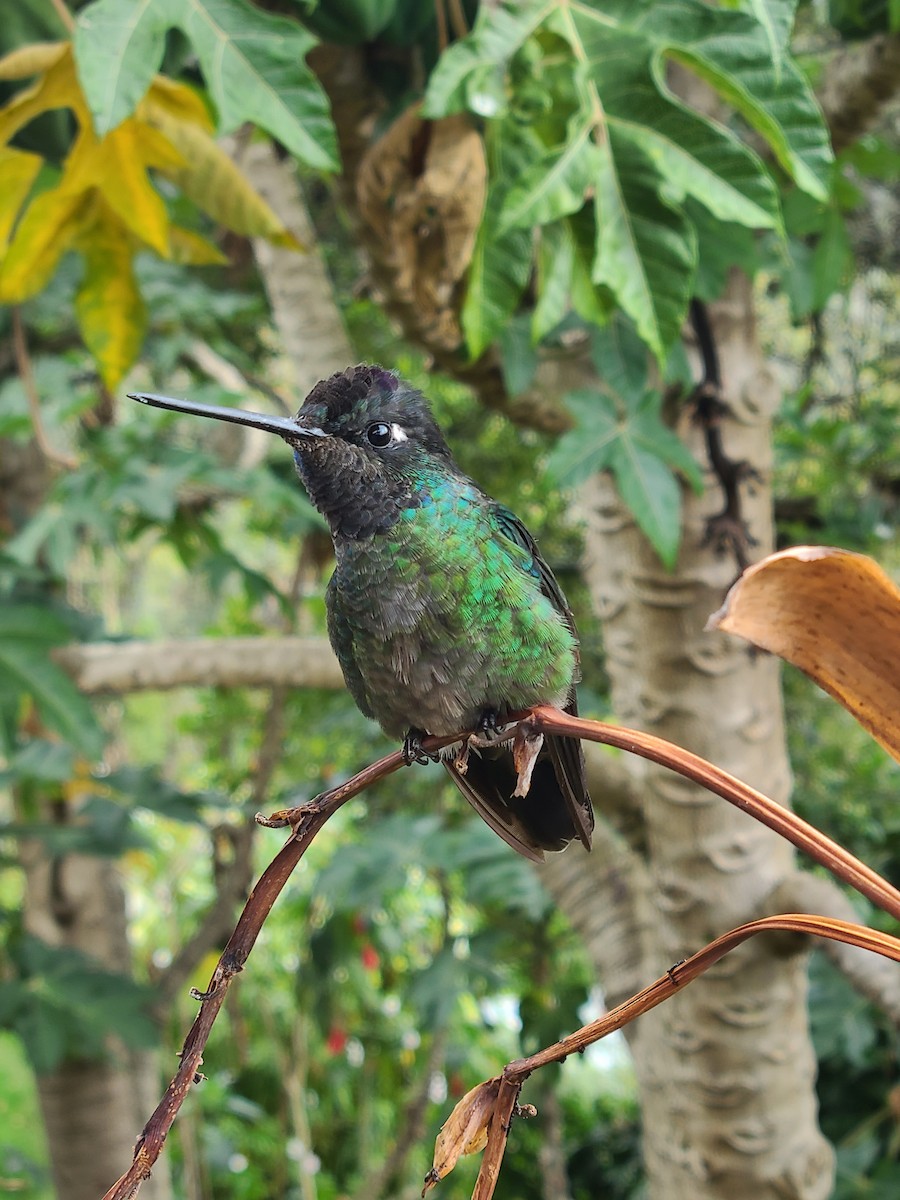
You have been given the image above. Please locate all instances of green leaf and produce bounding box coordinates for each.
[589,315,648,404]
[631,391,704,491]
[593,131,697,360]
[498,314,538,395]
[74,0,337,169]
[433,0,829,363]
[531,221,574,340]
[0,603,104,757]
[602,70,782,234]
[548,386,700,565]
[646,6,831,200]
[690,201,760,302]
[743,0,796,74]
[546,390,620,483]
[73,0,168,135]
[10,740,77,783]
[609,436,683,567]
[2,938,158,1072]
[104,765,209,823]
[421,0,554,117]
[462,196,531,360]
[497,122,598,231]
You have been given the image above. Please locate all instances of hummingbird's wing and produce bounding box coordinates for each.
[325,574,375,720]
[484,505,594,852]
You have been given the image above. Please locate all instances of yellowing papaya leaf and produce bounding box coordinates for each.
[708,546,900,765]
[62,119,178,256]
[0,146,43,250]
[0,40,67,81]
[0,187,90,302]
[145,75,213,133]
[168,226,228,265]
[146,104,302,249]
[423,1078,500,1193]
[0,45,87,148]
[74,197,146,390]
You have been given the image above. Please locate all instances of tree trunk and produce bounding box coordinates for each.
[567,272,833,1198]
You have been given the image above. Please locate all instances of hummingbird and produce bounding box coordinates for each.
[130,366,593,861]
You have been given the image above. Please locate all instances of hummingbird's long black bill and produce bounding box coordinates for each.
[128,393,326,440]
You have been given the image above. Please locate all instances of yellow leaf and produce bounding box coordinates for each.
[0,40,66,81]
[708,546,900,765]
[0,186,90,302]
[0,146,42,250]
[61,120,173,257]
[169,226,229,266]
[74,197,146,391]
[0,45,86,148]
[145,75,213,133]
[146,104,303,249]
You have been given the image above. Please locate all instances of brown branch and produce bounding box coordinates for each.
[525,706,900,921]
[48,0,74,32]
[11,309,78,471]
[157,543,317,1004]
[465,914,900,1200]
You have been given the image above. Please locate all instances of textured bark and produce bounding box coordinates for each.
[232,136,357,400]
[574,273,833,1198]
[55,635,343,694]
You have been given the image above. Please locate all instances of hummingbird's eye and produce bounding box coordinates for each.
[365,422,394,448]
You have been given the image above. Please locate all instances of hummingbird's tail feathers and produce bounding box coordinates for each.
[442,729,593,861]
[443,755,548,863]
[547,695,594,851]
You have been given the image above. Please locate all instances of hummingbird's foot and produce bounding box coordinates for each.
[474,707,511,742]
[478,708,500,734]
[402,728,441,766]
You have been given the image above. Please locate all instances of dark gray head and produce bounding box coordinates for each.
[290,365,455,538]
[130,365,456,539]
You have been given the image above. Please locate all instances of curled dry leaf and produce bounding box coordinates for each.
[512,724,544,797]
[708,546,900,764]
[357,104,486,351]
[423,1077,500,1195]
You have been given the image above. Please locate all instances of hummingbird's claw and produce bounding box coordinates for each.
[402,728,441,766]
[476,708,504,736]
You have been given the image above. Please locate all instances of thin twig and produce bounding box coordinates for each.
[446,0,469,40]
[11,308,78,470]
[468,914,900,1200]
[527,706,900,921]
[49,0,75,32]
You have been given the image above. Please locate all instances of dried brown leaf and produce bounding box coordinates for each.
[512,725,544,797]
[357,104,486,351]
[708,546,900,763]
[423,1077,500,1195]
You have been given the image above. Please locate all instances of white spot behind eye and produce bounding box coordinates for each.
[390,423,408,443]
